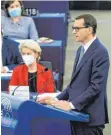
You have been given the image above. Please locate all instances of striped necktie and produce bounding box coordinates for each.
[76,46,85,68]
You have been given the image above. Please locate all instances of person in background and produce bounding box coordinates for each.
[37,14,110,135]
[1,0,38,40]
[9,40,55,93]
[1,9,7,16]
[1,0,7,16]
[1,33,23,73]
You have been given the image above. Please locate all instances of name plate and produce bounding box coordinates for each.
[9,86,29,100]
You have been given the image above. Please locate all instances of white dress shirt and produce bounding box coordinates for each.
[82,36,96,53]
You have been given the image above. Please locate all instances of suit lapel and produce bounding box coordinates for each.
[75,49,94,74]
[70,38,99,84]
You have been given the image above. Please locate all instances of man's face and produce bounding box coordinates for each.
[72,19,91,44]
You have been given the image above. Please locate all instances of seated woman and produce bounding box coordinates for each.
[1,0,38,40]
[9,40,55,93]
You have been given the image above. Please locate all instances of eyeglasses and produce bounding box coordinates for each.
[72,26,88,32]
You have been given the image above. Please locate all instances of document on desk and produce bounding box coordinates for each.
[1,72,12,77]
[37,92,60,98]
[9,86,29,100]
[14,39,32,44]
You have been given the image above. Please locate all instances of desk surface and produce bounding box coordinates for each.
[33,13,66,22]
[40,40,62,47]
[1,73,12,80]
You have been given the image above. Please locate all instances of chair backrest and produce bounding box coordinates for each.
[38,61,56,92]
[39,61,52,70]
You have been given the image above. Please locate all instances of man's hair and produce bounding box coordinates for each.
[75,14,97,35]
[4,0,26,17]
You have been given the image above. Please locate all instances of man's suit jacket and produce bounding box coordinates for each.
[2,42,23,70]
[57,38,110,126]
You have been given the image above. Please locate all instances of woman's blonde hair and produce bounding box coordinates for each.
[19,40,42,60]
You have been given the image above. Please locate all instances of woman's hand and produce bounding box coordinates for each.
[1,67,6,73]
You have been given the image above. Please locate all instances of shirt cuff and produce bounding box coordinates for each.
[69,102,75,109]
[4,66,9,72]
[55,98,58,100]
[55,98,75,109]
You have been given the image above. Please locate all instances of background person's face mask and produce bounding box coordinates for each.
[8,7,21,17]
[22,55,35,66]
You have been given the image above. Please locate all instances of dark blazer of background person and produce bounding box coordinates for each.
[57,38,110,126]
[2,42,22,70]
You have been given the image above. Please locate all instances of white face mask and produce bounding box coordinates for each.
[22,55,35,66]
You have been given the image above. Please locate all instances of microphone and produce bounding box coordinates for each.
[34,71,58,101]
[11,68,48,95]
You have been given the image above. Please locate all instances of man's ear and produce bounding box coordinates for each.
[88,27,93,34]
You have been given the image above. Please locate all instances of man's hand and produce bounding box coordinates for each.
[36,96,56,104]
[37,96,72,111]
[51,100,72,111]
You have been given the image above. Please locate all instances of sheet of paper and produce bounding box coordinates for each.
[14,39,32,44]
[1,73,12,77]
[37,92,61,98]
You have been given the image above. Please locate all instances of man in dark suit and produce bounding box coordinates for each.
[1,38,23,73]
[37,14,110,135]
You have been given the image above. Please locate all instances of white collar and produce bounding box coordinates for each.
[82,36,96,53]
